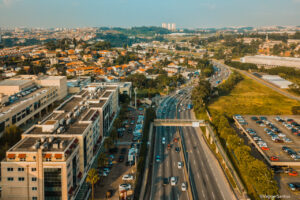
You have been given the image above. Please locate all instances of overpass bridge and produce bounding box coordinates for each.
[154,119,206,127]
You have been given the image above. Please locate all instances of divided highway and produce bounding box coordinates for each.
[149,87,236,200]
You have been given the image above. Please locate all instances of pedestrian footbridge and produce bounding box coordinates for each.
[154,119,206,127]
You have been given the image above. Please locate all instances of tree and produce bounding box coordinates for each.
[86,168,100,200]
[97,152,108,168]
[103,137,114,151]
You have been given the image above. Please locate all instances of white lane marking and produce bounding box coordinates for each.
[197,173,200,179]
[193,160,196,165]
[212,192,215,200]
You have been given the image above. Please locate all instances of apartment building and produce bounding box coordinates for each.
[1,136,80,200]
[0,76,67,136]
[0,83,119,200]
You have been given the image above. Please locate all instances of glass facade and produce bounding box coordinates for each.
[83,137,87,168]
[44,168,62,200]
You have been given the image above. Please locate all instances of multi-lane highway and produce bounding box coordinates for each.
[149,87,236,200]
[178,93,235,200]
[150,94,189,200]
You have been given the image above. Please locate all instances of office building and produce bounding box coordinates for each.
[0,76,67,137]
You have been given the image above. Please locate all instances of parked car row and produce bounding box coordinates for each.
[234,115,247,125]
[245,128,269,150]
[282,146,300,161]
[275,116,300,136]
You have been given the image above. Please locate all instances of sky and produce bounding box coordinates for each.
[0,0,300,28]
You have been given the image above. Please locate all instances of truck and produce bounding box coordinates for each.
[187,104,193,110]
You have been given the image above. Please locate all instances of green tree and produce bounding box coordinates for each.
[97,152,108,168]
[86,168,100,200]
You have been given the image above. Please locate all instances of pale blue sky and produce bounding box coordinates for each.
[0,0,300,28]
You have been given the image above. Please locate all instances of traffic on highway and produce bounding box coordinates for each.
[149,86,235,200]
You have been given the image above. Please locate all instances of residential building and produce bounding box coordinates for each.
[0,83,120,200]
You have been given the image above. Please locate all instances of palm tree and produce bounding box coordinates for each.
[86,168,100,200]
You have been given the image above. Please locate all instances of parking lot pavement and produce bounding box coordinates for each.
[94,107,145,199]
[242,115,300,163]
[94,145,136,200]
[235,115,300,199]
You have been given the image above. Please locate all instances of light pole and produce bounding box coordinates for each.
[134,87,137,109]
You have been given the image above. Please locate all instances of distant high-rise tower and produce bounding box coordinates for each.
[168,23,171,30]
[171,23,176,31]
[162,23,167,29]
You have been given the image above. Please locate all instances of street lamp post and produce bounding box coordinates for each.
[134,87,137,109]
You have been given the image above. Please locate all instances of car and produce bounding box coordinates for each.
[278,133,286,137]
[173,137,179,142]
[181,183,187,191]
[122,174,134,181]
[170,177,177,186]
[163,178,169,185]
[167,144,171,150]
[274,139,284,143]
[282,146,290,152]
[130,120,135,125]
[289,171,298,177]
[270,156,279,161]
[288,183,297,191]
[118,155,125,162]
[261,147,270,151]
[121,148,127,154]
[156,155,161,162]
[162,137,166,144]
[175,147,181,152]
[283,137,293,143]
[119,183,131,191]
[178,162,183,169]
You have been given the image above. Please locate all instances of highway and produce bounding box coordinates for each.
[150,87,236,200]
[210,61,232,87]
[178,94,235,200]
[150,94,189,200]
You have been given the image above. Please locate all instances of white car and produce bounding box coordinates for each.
[122,174,134,181]
[170,177,177,186]
[119,183,131,191]
[178,162,183,169]
[181,183,187,191]
[278,133,286,137]
[162,137,166,144]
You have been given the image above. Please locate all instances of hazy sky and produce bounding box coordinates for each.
[0,0,300,28]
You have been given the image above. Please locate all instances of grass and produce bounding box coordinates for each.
[209,75,300,116]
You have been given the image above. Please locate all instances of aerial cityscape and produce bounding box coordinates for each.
[1,1,300,200]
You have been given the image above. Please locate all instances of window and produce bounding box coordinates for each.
[32,187,37,191]
[18,167,24,171]
[31,168,37,172]
[45,158,51,162]
[18,177,25,181]
[32,197,37,200]
[20,158,26,161]
[7,168,13,172]
[7,177,14,181]
[32,177,37,181]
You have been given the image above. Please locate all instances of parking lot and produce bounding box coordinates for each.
[94,106,145,200]
[234,115,300,199]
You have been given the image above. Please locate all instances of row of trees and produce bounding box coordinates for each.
[0,125,22,160]
[212,113,279,199]
[196,59,214,77]
[124,73,185,98]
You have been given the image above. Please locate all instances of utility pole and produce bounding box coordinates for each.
[134,87,137,109]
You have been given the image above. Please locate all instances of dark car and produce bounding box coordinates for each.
[118,155,125,162]
[282,146,290,152]
[121,148,127,154]
[109,147,118,154]
[163,178,169,185]
[175,147,181,152]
